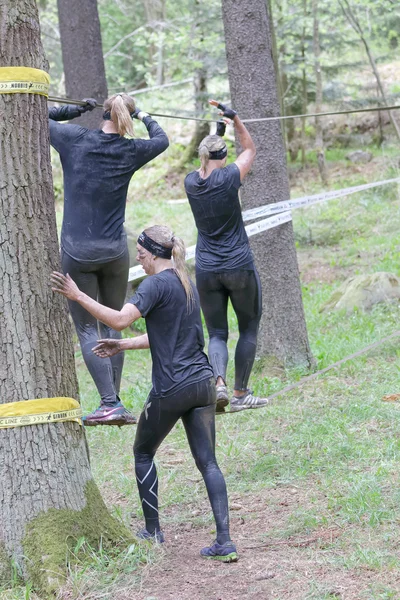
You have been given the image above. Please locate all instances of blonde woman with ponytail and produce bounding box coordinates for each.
[48,94,169,426]
[51,224,238,562]
[185,99,270,413]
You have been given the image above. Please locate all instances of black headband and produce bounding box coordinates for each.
[102,109,136,120]
[138,231,173,259]
[209,147,227,160]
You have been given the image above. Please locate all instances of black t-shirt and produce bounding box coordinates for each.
[129,269,213,397]
[49,109,169,263]
[184,163,253,271]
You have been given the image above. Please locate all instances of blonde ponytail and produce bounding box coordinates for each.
[198,134,227,176]
[103,93,136,137]
[143,225,195,312]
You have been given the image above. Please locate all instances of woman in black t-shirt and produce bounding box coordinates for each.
[184,100,269,413]
[51,225,237,563]
[49,94,169,426]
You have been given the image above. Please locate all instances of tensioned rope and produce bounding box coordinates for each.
[220,330,400,415]
[47,94,400,123]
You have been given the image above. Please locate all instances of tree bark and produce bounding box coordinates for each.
[0,2,130,595]
[221,0,314,370]
[57,0,108,129]
[312,0,328,185]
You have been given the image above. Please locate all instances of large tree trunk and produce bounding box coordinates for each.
[57,0,108,129]
[0,2,130,596]
[221,0,314,371]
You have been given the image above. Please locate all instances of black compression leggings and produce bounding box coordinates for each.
[61,249,129,406]
[134,377,231,544]
[196,268,262,392]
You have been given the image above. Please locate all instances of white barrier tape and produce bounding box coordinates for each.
[128,211,293,282]
[128,177,400,283]
[242,177,400,221]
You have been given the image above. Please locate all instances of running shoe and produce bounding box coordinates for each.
[83,404,137,427]
[230,390,269,412]
[200,541,238,562]
[216,385,229,412]
[136,528,165,543]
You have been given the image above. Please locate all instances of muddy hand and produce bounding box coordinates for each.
[92,339,122,358]
[50,272,80,301]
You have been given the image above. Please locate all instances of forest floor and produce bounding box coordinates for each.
[4,120,400,600]
[55,145,400,600]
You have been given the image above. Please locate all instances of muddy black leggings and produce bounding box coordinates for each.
[61,248,129,406]
[196,267,262,392]
[134,376,231,544]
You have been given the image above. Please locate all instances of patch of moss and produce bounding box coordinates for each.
[0,541,12,587]
[23,479,133,598]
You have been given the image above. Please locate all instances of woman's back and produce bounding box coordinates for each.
[184,163,252,271]
[50,114,168,262]
[129,269,212,396]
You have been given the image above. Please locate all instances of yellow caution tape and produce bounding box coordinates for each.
[0,397,82,429]
[0,67,50,97]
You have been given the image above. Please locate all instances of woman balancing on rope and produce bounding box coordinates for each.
[184,100,269,413]
[49,94,169,426]
[51,226,238,562]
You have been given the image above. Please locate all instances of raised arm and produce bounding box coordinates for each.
[48,99,97,122]
[209,99,256,181]
[50,272,140,331]
[132,107,169,168]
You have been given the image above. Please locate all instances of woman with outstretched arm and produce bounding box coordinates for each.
[50,225,238,562]
[184,99,269,413]
[49,95,169,426]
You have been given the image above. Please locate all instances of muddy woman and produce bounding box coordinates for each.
[51,225,238,562]
[49,94,169,426]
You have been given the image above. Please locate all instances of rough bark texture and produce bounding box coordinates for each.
[221,0,314,370]
[0,2,130,595]
[57,0,107,129]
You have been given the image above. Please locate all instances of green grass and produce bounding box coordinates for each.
[4,125,400,599]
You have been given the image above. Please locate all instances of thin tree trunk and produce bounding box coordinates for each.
[143,0,166,86]
[57,0,108,129]
[312,0,328,185]
[178,0,210,168]
[301,0,308,167]
[0,2,130,595]
[221,0,314,371]
[339,0,400,141]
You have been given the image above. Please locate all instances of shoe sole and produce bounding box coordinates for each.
[201,552,238,563]
[216,397,229,412]
[83,416,137,427]
[230,403,268,412]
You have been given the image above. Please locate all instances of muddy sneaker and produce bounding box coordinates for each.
[216,385,229,412]
[200,541,238,562]
[136,528,165,543]
[83,404,137,427]
[230,391,269,412]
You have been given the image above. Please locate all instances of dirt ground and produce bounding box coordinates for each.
[112,486,400,600]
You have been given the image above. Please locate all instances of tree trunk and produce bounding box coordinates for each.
[301,0,308,167]
[178,0,210,168]
[221,0,314,371]
[142,0,166,85]
[0,2,130,595]
[57,0,108,129]
[312,0,328,185]
[179,69,210,168]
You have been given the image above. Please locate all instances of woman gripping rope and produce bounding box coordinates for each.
[51,225,238,562]
[49,94,169,426]
[184,99,269,413]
